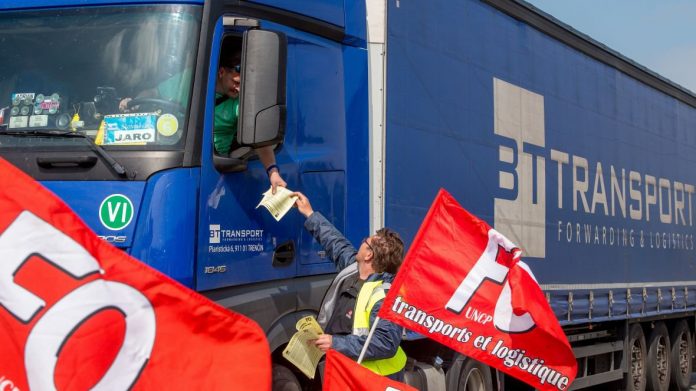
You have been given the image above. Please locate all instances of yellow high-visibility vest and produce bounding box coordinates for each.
[352,280,407,376]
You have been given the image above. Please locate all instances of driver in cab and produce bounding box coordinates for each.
[119,39,286,193]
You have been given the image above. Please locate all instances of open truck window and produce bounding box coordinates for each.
[212,35,244,158]
[0,5,200,149]
[211,28,287,173]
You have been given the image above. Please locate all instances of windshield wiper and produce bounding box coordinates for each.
[0,130,130,178]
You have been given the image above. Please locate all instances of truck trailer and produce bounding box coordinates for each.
[0,0,694,390]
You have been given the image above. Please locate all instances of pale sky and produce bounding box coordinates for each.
[525,0,696,93]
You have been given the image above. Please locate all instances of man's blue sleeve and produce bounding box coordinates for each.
[304,212,357,271]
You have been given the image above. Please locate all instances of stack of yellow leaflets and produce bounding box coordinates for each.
[282,316,325,379]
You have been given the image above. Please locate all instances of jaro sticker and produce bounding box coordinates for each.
[103,113,157,145]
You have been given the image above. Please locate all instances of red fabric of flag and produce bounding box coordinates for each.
[0,158,270,390]
[378,189,577,391]
[323,350,417,391]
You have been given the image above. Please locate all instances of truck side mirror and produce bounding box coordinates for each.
[237,29,287,148]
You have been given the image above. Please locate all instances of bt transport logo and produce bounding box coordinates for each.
[208,225,265,254]
[493,79,546,257]
[209,224,221,244]
[493,78,696,256]
[99,194,134,231]
[208,225,264,244]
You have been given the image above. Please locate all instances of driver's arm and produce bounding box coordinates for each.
[256,146,286,194]
[119,87,158,112]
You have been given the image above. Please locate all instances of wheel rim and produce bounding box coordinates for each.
[677,332,690,376]
[631,338,644,389]
[463,368,486,391]
[655,336,668,383]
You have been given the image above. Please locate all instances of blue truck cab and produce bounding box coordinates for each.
[0,0,368,386]
[2,0,696,389]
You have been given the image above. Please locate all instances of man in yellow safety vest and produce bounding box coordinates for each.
[293,192,407,381]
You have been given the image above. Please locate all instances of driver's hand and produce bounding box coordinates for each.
[119,98,132,113]
[269,171,287,194]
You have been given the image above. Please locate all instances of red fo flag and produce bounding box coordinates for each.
[378,190,577,391]
[323,350,417,391]
[0,158,270,390]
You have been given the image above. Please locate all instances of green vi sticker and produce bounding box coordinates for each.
[99,194,134,231]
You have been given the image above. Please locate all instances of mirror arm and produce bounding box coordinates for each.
[213,155,248,173]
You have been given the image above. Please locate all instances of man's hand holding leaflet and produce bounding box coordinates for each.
[282,316,325,379]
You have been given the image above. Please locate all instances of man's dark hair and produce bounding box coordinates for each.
[371,228,404,274]
[219,38,241,69]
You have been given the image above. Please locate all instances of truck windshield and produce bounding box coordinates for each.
[0,5,201,150]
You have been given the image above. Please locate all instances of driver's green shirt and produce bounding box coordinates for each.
[214,93,239,155]
[157,69,193,106]
[156,72,238,155]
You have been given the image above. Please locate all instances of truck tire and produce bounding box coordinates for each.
[646,322,670,391]
[446,355,493,391]
[669,320,692,391]
[272,364,302,391]
[622,324,647,391]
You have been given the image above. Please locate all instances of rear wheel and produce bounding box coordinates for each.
[272,364,302,391]
[646,322,670,391]
[446,356,493,391]
[622,324,647,391]
[460,362,490,391]
[669,320,692,391]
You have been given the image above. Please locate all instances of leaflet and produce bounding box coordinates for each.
[256,186,297,221]
[282,316,325,379]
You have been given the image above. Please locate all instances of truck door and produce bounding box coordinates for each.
[195,22,292,291]
[196,17,346,291]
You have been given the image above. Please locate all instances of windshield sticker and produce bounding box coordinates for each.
[8,116,28,129]
[103,113,157,145]
[156,114,179,137]
[11,93,35,105]
[99,194,134,231]
[29,115,49,127]
[39,100,60,112]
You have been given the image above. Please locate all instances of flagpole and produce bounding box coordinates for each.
[357,316,380,364]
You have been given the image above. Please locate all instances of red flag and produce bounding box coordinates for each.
[0,158,270,390]
[323,350,417,391]
[378,190,577,391]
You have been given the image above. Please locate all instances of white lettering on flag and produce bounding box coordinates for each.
[446,229,534,333]
[0,211,155,390]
